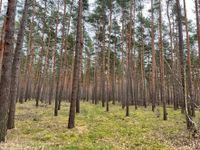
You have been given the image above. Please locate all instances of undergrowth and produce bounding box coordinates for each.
[0,101,199,150]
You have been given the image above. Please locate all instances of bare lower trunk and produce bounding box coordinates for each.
[195,0,200,61]
[0,0,17,142]
[158,0,167,120]
[68,0,83,129]
[7,0,29,129]
[151,0,156,111]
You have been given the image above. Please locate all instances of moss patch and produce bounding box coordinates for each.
[1,101,199,150]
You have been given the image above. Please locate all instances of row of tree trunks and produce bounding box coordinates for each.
[0,0,199,133]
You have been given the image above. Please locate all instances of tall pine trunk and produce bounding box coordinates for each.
[7,0,29,129]
[68,0,83,129]
[0,0,17,142]
[176,0,191,129]
[159,0,167,120]
[106,0,112,112]
[151,0,156,111]
[195,0,200,61]
[183,0,195,117]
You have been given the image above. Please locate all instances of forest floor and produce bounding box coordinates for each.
[0,101,200,150]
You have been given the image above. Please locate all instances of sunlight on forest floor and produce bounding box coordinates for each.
[1,101,200,150]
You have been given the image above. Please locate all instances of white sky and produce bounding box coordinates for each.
[184,0,195,21]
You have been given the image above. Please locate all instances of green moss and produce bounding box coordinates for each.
[2,101,197,150]
[62,146,80,150]
[22,127,44,135]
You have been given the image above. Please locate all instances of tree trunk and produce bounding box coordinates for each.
[159,0,167,120]
[35,0,47,107]
[7,0,29,129]
[140,2,146,108]
[125,0,133,117]
[195,0,200,61]
[112,32,116,105]
[76,38,83,113]
[106,0,112,112]
[176,0,192,129]
[151,0,156,111]
[0,18,5,80]
[86,48,91,102]
[101,21,106,108]
[183,0,195,117]
[68,0,83,129]
[121,8,125,109]
[49,8,59,106]
[54,1,66,115]
[0,0,17,142]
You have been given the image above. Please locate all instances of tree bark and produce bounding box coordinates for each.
[68,0,83,129]
[0,0,17,142]
[140,2,146,108]
[195,0,200,61]
[159,0,167,120]
[151,0,156,111]
[101,21,106,108]
[7,0,29,129]
[106,0,112,112]
[183,0,195,117]
[121,8,125,109]
[0,18,5,80]
[176,0,191,129]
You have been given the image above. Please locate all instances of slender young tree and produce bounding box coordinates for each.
[166,0,176,110]
[125,0,133,117]
[151,0,156,111]
[76,24,83,113]
[101,16,106,108]
[140,0,146,108]
[133,0,137,110]
[183,0,195,117]
[106,0,112,112]
[35,0,48,107]
[24,0,35,102]
[54,0,65,116]
[121,6,125,109]
[159,0,167,120]
[49,6,59,106]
